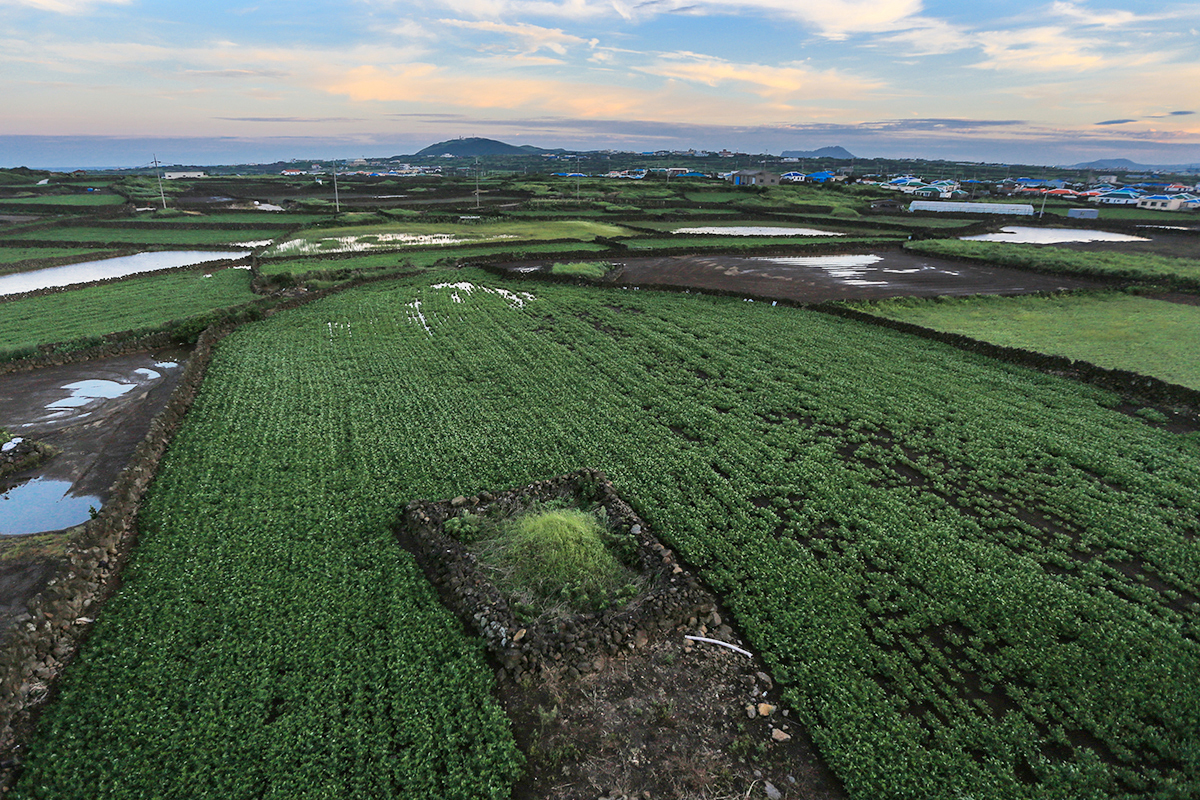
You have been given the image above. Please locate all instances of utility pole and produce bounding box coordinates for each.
[333,160,340,214]
[152,154,167,210]
[475,157,481,210]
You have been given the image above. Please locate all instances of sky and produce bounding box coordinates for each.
[2,0,1200,168]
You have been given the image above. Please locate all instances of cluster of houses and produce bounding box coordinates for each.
[880,175,1200,212]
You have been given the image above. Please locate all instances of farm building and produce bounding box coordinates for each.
[908,201,1034,215]
[726,170,780,186]
[1067,208,1100,219]
[163,171,206,179]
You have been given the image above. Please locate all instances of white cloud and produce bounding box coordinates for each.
[970,26,1107,72]
[637,51,880,99]
[440,18,593,55]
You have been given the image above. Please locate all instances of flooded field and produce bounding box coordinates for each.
[672,225,844,237]
[960,226,1149,244]
[0,250,249,297]
[0,351,188,528]
[544,250,1106,303]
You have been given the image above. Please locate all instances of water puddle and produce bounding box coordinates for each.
[754,254,888,286]
[47,379,137,409]
[673,226,844,237]
[960,226,1149,244]
[0,478,101,536]
[0,250,250,297]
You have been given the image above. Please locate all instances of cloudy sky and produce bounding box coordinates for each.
[3,0,1199,167]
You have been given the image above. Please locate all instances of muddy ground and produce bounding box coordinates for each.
[0,350,188,636]
[503,628,845,800]
[515,249,1108,304]
[1058,228,1199,259]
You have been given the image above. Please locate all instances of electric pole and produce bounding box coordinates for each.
[153,154,167,209]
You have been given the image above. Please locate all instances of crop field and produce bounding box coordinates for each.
[0,268,258,357]
[0,226,288,247]
[0,247,110,268]
[0,194,126,207]
[264,220,636,257]
[906,240,1200,287]
[856,293,1200,390]
[13,270,1198,799]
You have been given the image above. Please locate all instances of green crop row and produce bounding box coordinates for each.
[852,292,1200,390]
[15,271,1198,799]
[0,268,259,357]
[0,227,286,247]
[905,239,1200,287]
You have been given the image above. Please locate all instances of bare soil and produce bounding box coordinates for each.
[0,350,188,640]
[1058,229,1200,259]
[507,249,1108,304]
[502,628,845,800]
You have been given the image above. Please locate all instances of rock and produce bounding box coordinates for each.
[756,671,772,686]
[513,628,526,642]
[709,611,722,627]
[745,704,757,719]
[757,703,776,717]
[450,496,467,507]
[764,780,782,800]
[633,630,648,648]
[771,728,791,742]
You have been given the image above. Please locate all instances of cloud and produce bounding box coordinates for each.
[1095,119,1136,126]
[185,69,289,79]
[216,117,365,123]
[971,26,1105,72]
[637,52,880,99]
[424,0,925,38]
[1170,110,1196,116]
[440,18,592,55]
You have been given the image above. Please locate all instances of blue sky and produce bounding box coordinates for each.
[2,0,1199,167]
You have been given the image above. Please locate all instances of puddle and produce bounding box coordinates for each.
[960,226,1149,244]
[673,226,844,237]
[0,250,250,297]
[46,380,137,409]
[0,478,101,536]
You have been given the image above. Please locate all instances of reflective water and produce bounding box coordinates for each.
[754,254,888,285]
[674,226,844,237]
[960,226,1148,244]
[46,379,137,409]
[0,478,101,536]
[0,250,250,297]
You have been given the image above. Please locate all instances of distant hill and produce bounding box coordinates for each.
[1070,157,1200,171]
[411,137,549,157]
[781,146,856,160]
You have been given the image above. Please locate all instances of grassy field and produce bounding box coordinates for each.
[14,270,1198,799]
[906,239,1200,287]
[0,194,126,207]
[0,247,111,266]
[0,268,258,356]
[856,292,1200,390]
[0,226,287,247]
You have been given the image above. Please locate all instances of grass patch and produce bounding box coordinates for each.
[550,261,611,278]
[447,503,639,620]
[905,239,1200,287]
[0,194,126,207]
[855,292,1200,390]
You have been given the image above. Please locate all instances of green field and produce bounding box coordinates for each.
[0,268,258,356]
[0,194,126,206]
[856,293,1200,390]
[265,220,635,257]
[0,247,111,268]
[15,270,1198,799]
[906,239,1200,287]
[0,226,287,247]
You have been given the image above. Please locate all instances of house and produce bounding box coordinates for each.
[1137,194,1200,211]
[781,172,806,182]
[1092,188,1143,205]
[727,170,780,186]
